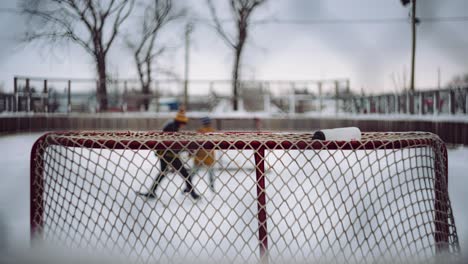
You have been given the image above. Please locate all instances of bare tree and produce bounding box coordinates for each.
[125,0,185,111]
[206,0,267,111]
[447,73,468,88]
[20,0,135,111]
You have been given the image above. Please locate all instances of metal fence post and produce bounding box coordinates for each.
[375,96,380,113]
[464,88,468,114]
[419,92,423,115]
[386,95,390,114]
[352,97,357,114]
[449,89,455,115]
[43,79,48,113]
[123,81,128,112]
[26,78,31,112]
[361,96,365,114]
[381,96,385,113]
[13,77,18,112]
[379,96,383,113]
[366,97,371,114]
[406,92,410,114]
[318,82,322,113]
[395,94,399,114]
[67,80,71,113]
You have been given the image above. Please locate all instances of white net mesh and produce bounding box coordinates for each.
[30,131,459,263]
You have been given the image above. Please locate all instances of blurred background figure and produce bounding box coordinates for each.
[192,117,217,192]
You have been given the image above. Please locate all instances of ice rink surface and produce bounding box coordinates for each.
[0,132,467,263]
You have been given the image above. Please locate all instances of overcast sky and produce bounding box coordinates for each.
[0,0,467,95]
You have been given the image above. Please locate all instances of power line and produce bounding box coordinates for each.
[3,7,468,25]
[252,16,468,25]
[194,16,468,26]
[421,16,468,22]
[254,18,407,25]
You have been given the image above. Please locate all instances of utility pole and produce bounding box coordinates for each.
[184,23,193,110]
[410,0,417,92]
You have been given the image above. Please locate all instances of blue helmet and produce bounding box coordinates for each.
[201,116,212,125]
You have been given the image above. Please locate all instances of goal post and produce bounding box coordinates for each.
[30,131,459,263]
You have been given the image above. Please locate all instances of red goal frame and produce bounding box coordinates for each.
[30,131,457,260]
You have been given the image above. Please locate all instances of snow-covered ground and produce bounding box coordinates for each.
[447,145,468,250]
[0,132,466,263]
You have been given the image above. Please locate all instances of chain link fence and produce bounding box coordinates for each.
[6,77,349,114]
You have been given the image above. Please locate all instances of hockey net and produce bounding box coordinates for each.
[30,131,459,263]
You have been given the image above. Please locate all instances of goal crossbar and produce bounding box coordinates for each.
[32,131,447,150]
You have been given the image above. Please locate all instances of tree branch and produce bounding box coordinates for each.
[22,4,94,54]
[206,0,235,48]
[104,0,135,55]
[127,0,184,70]
[65,0,96,34]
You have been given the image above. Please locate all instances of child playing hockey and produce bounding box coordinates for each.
[138,107,200,200]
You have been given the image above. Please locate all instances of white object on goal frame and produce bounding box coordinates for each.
[312,127,362,141]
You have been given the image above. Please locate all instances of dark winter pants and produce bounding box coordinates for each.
[150,155,194,193]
